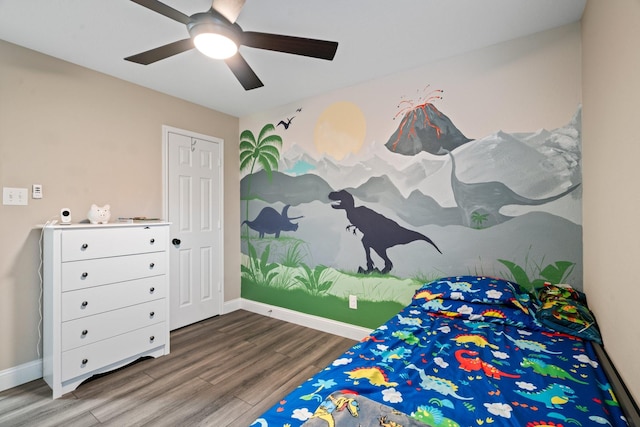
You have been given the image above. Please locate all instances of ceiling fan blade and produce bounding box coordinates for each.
[125,38,194,65]
[211,0,246,24]
[225,52,264,90]
[242,32,338,60]
[130,0,190,25]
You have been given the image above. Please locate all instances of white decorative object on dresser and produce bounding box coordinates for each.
[42,222,170,398]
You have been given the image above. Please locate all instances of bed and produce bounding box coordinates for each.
[253,276,633,427]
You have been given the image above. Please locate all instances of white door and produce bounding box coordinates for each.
[164,127,223,330]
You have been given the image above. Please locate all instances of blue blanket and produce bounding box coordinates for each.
[253,276,628,427]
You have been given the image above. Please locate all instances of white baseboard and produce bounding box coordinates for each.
[223,297,242,314]
[238,299,372,341]
[0,359,42,393]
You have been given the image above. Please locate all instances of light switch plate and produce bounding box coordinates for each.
[3,187,28,205]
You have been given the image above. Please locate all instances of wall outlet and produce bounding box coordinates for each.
[349,294,358,309]
[3,187,28,205]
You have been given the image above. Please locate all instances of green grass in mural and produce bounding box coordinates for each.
[241,240,426,326]
[411,270,447,285]
[242,282,405,329]
[336,268,400,280]
[270,268,299,290]
[281,240,310,267]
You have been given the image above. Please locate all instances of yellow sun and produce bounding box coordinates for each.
[313,101,366,161]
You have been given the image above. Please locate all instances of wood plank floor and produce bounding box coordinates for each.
[0,310,357,427]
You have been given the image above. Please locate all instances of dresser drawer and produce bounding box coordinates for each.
[61,227,167,261]
[61,276,165,321]
[61,322,166,382]
[61,252,166,292]
[61,300,166,351]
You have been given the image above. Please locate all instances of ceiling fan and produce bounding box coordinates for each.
[124,0,339,90]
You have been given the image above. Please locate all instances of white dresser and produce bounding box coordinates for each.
[43,222,170,398]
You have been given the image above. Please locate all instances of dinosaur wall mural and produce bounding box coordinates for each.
[328,190,441,274]
[240,103,582,327]
[242,205,303,238]
[240,27,582,328]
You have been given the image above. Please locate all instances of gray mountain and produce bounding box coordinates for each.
[241,170,460,227]
[241,170,333,205]
[241,108,582,228]
[343,175,461,227]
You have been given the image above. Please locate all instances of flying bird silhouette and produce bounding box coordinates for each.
[277,116,295,130]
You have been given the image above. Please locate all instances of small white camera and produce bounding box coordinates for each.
[60,208,71,224]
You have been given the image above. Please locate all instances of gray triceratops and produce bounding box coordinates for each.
[242,204,303,238]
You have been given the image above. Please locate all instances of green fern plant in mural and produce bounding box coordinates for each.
[498,258,575,292]
[295,264,333,296]
[241,243,279,287]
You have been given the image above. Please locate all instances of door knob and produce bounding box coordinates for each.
[172,238,181,245]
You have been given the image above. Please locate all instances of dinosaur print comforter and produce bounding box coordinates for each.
[252,276,627,427]
[253,276,628,427]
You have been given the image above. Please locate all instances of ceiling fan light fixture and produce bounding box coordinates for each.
[193,32,237,59]
[127,0,339,91]
[188,13,239,60]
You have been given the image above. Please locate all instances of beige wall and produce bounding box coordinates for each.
[582,0,640,402]
[0,39,240,373]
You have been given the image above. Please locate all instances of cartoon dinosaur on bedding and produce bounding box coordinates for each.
[500,332,562,354]
[455,349,520,379]
[521,357,588,384]
[405,364,473,400]
[514,383,576,409]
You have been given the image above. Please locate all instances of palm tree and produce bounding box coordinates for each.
[471,210,489,229]
[239,123,282,238]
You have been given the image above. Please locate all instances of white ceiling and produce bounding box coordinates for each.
[0,0,586,118]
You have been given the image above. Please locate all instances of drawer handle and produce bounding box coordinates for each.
[81,329,88,336]
[81,358,88,365]
[81,272,88,279]
[81,243,88,250]
[150,238,155,244]
[150,311,155,318]
[149,262,155,269]
[81,301,88,308]
[149,336,155,342]
[150,287,155,293]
